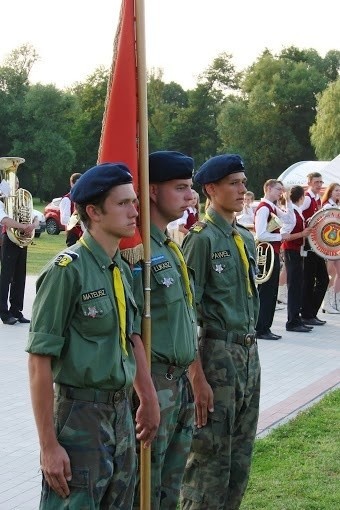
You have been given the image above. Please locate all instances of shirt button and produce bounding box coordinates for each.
[101,265,106,270]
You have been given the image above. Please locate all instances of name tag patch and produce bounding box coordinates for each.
[82,288,107,301]
[212,250,230,260]
[152,261,172,273]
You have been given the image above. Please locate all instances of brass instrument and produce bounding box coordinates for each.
[67,211,80,231]
[0,156,35,248]
[255,212,281,285]
[255,242,275,284]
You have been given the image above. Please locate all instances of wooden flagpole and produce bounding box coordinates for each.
[135,1,151,508]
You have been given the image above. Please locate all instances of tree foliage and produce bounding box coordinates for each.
[0,44,339,202]
[310,78,340,159]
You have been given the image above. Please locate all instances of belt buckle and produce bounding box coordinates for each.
[165,365,175,381]
[244,333,253,347]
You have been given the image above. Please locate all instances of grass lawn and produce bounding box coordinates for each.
[27,232,66,274]
[240,389,340,509]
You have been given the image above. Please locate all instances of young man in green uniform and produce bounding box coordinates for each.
[26,163,159,509]
[133,151,197,509]
[180,154,261,510]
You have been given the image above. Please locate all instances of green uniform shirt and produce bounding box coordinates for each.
[26,230,137,390]
[133,224,197,366]
[182,207,259,333]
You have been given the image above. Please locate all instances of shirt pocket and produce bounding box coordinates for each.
[78,296,115,337]
[152,268,182,304]
[210,254,238,285]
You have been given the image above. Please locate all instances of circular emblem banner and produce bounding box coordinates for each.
[307,208,340,260]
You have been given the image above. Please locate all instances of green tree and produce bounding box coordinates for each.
[69,66,109,171]
[310,78,340,159]
[11,83,77,200]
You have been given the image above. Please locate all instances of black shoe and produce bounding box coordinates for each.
[257,332,281,340]
[17,317,30,324]
[2,316,17,325]
[268,330,282,339]
[302,317,326,326]
[286,325,311,333]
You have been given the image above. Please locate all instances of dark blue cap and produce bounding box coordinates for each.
[149,151,194,182]
[70,162,133,203]
[194,154,245,185]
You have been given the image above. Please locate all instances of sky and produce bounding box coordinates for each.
[0,0,339,90]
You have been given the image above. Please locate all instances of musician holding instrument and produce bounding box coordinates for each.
[254,179,295,340]
[300,172,328,326]
[320,182,340,313]
[180,154,260,510]
[0,160,38,326]
[59,172,82,246]
[281,186,313,332]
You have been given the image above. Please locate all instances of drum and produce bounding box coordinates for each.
[307,208,340,260]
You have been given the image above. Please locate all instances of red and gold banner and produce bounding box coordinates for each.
[98,0,143,262]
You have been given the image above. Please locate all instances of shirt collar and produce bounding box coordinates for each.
[205,206,235,235]
[81,230,122,271]
[151,223,169,246]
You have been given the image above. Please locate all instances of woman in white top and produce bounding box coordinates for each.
[320,182,340,313]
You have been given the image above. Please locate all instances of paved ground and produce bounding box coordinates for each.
[0,275,339,509]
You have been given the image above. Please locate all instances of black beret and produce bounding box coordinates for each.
[70,163,133,203]
[149,151,194,182]
[194,154,245,185]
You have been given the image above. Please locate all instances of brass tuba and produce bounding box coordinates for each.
[255,212,281,285]
[0,156,35,248]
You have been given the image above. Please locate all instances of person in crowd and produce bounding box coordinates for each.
[180,154,260,510]
[281,186,313,332]
[182,190,200,231]
[320,182,340,313]
[167,190,200,244]
[132,151,197,510]
[254,179,294,340]
[236,190,255,227]
[59,172,83,246]
[300,172,329,325]
[26,163,159,509]
[0,180,38,325]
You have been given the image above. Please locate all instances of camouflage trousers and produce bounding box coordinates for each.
[133,366,194,510]
[180,337,261,510]
[39,388,136,510]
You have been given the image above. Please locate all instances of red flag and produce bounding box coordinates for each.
[98,0,143,263]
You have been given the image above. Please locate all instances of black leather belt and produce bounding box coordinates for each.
[198,327,257,347]
[151,362,188,381]
[55,384,126,404]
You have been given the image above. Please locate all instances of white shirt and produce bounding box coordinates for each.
[255,198,295,242]
[322,198,338,210]
[280,204,304,234]
[0,200,9,223]
[59,195,72,226]
[301,189,320,212]
[237,204,255,226]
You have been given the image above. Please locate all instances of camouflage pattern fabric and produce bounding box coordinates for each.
[39,393,136,509]
[133,371,194,510]
[180,336,261,510]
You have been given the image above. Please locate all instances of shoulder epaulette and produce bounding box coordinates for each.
[191,221,207,233]
[54,251,79,267]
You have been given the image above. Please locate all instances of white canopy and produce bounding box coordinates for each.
[278,155,340,187]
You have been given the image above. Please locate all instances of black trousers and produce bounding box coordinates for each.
[301,250,329,319]
[256,252,280,335]
[0,234,27,318]
[284,249,304,328]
